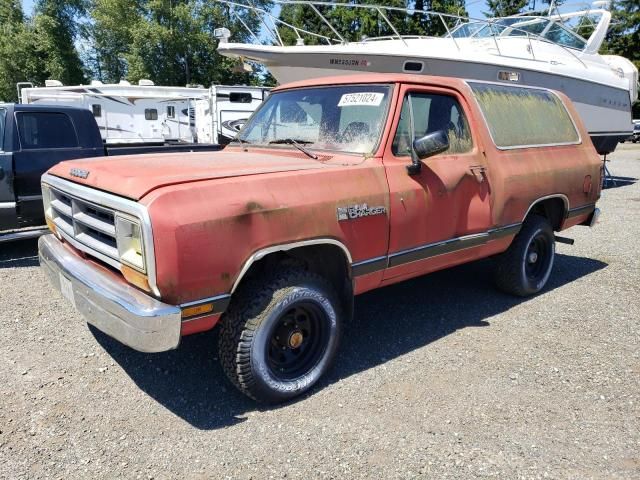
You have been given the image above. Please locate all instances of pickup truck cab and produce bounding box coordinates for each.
[0,103,221,240]
[39,74,602,403]
[0,104,106,234]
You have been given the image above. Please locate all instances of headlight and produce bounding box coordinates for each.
[42,184,52,219]
[115,215,146,273]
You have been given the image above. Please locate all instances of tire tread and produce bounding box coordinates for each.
[218,268,339,402]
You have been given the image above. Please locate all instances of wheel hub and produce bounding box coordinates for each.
[288,330,304,349]
[528,251,538,264]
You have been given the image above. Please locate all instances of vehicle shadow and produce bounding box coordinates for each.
[602,175,637,190]
[93,252,607,430]
[0,238,40,268]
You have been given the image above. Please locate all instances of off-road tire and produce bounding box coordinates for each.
[218,268,342,403]
[494,215,555,297]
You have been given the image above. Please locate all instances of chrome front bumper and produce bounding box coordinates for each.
[39,234,181,353]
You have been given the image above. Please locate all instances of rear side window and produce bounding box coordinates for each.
[470,83,579,148]
[167,106,175,118]
[0,108,6,151]
[16,112,79,149]
[92,104,102,117]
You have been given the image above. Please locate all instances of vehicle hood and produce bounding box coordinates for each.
[47,148,343,200]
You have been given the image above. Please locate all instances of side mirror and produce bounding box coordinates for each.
[406,130,449,175]
[414,130,449,160]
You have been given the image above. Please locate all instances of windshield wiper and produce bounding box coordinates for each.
[268,138,318,160]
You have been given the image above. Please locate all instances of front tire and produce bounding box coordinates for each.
[218,268,342,403]
[494,215,555,297]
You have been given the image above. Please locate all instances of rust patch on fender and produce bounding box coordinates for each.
[246,201,264,212]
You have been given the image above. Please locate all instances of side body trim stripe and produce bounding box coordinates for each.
[352,222,522,276]
[566,203,596,219]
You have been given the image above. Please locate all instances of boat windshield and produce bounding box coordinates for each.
[237,85,391,154]
[449,16,587,50]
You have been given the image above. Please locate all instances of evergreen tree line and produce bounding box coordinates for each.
[0,0,638,105]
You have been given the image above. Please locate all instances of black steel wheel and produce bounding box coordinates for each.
[524,231,553,284]
[494,215,555,297]
[219,268,342,403]
[266,302,331,381]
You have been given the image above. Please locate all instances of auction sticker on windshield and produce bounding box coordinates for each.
[338,92,384,107]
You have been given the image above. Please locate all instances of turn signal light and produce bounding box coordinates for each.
[121,264,151,293]
[46,217,58,236]
[181,303,214,319]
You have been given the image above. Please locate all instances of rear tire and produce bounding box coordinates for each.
[218,268,342,403]
[494,215,555,297]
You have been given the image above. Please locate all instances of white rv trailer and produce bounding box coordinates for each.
[194,85,270,144]
[19,80,270,145]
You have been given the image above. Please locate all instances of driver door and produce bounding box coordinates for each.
[382,84,493,282]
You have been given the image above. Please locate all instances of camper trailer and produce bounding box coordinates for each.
[18,80,269,145]
[194,85,270,144]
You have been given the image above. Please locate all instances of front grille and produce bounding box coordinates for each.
[49,187,120,266]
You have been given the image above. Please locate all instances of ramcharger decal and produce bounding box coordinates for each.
[337,203,386,221]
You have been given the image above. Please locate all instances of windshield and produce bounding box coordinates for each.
[238,85,391,154]
[0,108,6,151]
[449,16,587,50]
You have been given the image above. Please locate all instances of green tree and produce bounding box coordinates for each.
[0,0,23,23]
[0,0,36,101]
[484,0,527,17]
[86,0,142,83]
[32,0,87,85]
[604,0,639,117]
[87,0,270,87]
[277,0,466,46]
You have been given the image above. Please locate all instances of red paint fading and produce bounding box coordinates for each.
[142,150,389,304]
[181,314,221,336]
[44,74,602,329]
[47,149,337,200]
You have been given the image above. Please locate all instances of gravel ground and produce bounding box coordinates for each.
[1,145,639,480]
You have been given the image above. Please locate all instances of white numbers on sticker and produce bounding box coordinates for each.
[338,92,384,107]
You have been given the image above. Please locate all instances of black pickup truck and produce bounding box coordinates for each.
[0,103,221,241]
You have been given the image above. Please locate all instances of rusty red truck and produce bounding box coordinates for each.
[38,74,602,402]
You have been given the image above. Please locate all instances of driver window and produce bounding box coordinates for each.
[392,92,473,156]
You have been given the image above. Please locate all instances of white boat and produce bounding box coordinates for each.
[216,0,638,154]
[19,80,270,145]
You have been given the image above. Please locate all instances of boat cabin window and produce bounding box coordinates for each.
[230,92,253,103]
[167,106,175,118]
[392,93,472,156]
[469,82,579,148]
[0,108,6,151]
[238,85,391,154]
[91,104,102,117]
[145,109,158,121]
[16,112,78,149]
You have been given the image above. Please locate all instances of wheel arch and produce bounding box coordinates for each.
[522,194,569,231]
[231,239,355,320]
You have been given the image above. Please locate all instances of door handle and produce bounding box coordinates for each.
[469,165,486,183]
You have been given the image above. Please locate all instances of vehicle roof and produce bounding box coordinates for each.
[0,103,91,113]
[272,73,472,92]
